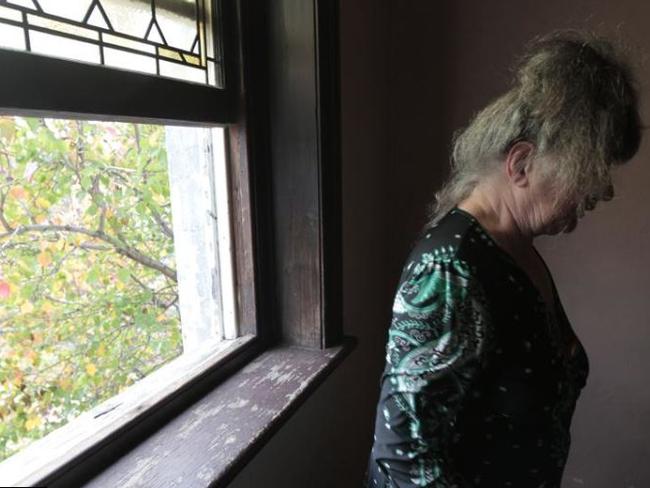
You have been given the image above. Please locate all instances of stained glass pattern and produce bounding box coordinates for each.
[0,0,222,87]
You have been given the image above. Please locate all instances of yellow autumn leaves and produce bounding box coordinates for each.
[57,365,74,391]
[85,363,97,376]
[24,416,41,431]
[35,197,50,209]
[10,186,49,209]
[84,346,106,376]
[8,186,49,223]
[18,295,53,315]
[36,235,69,269]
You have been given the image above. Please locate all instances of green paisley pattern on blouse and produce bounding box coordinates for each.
[381,248,494,487]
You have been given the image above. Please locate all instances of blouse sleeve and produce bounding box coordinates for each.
[378,252,492,487]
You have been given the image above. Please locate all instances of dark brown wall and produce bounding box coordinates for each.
[425,2,650,487]
[229,1,650,487]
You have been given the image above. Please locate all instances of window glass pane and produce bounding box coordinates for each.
[159,58,205,85]
[28,13,99,41]
[30,30,100,64]
[28,1,91,22]
[0,22,25,50]
[0,0,222,87]
[100,0,155,40]
[0,5,23,22]
[0,115,231,463]
[104,45,156,74]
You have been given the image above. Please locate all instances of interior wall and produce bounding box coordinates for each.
[421,2,650,487]
[230,1,650,487]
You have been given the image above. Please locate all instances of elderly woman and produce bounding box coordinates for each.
[366,30,642,488]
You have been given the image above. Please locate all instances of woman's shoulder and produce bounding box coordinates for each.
[401,208,489,281]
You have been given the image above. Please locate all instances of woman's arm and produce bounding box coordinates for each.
[375,253,492,487]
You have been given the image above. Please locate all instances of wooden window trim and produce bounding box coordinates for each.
[0,0,349,484]
[0,48,236,125]
[70,339,355,488]
[228,0,343,348]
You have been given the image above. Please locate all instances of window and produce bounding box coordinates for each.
[0,0,256,484]
[0,0,344,485]
[0,0,222,86]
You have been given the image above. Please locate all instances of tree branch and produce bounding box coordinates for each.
[147,203,173,238]
[0,223,177,281]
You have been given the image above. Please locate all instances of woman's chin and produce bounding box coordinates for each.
[543,216,577,235]
[562,216,578,233]
[545,224,563,236]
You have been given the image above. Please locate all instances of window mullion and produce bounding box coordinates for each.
[210,127,238,340]
[166,126,224,351]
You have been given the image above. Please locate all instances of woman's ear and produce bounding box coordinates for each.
[504,141,534,187]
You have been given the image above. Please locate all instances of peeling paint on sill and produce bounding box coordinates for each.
[83,338,355,488]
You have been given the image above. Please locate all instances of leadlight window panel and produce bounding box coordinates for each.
[0,0,222,87]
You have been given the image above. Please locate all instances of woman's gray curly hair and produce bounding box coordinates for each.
[422,29,644,231]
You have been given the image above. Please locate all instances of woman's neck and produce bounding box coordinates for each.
[456,188,534,260]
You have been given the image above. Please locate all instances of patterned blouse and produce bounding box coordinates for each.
[365,207,589,488]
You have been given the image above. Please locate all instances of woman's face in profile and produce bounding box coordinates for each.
[539,171,614,236]
[536,182,610,235]
[527,160,581,236]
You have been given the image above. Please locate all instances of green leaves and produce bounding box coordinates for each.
[0,118,16,141]
[86,265,101,285]
[0,116,181,461]
[117,267,131,284]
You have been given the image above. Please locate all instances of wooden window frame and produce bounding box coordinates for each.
[0,0,346,485]
[226,0,343,349]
